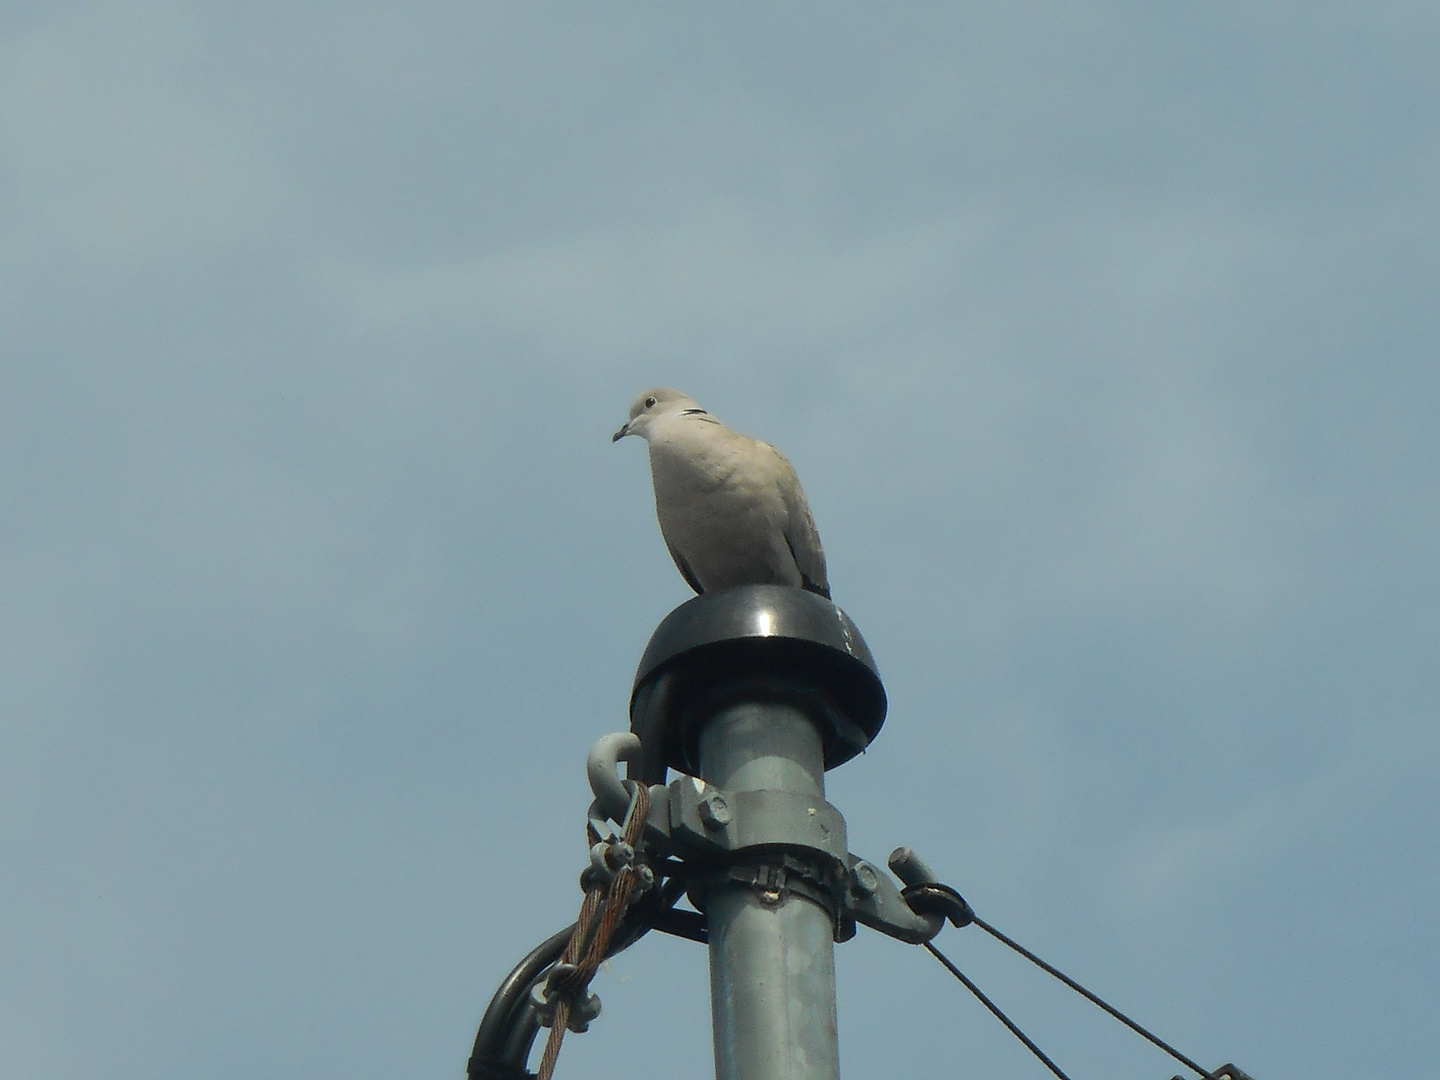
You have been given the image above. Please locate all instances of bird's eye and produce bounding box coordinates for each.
[645,396,657,409]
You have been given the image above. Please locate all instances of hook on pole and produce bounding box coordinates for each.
[587,731,641,824]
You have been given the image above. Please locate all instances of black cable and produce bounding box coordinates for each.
[924,941,1073,1080]
[970,916,1217,1080]
[469,926,574,1078]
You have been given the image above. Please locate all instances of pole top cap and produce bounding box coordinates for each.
[628,585,887,779]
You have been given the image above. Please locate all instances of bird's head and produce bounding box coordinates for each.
[612,387,704,442]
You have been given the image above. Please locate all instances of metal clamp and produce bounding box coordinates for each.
[689,850,849,935]
[1174,1067,1255,1080]
[665,775,849,862]
[531,964,602,1034]
[580,773,657,896]
[838,846,953,944]
[727,853,843,917]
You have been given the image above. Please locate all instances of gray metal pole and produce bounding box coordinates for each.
[626,585,885,1080]
[699,697,841,1080]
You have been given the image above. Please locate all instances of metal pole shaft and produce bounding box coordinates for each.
[700,696,840,1080]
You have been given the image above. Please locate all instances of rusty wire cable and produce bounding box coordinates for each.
[535,781,652,1080]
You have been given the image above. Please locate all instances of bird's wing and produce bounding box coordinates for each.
[770,445,831,599]
[664,535,704,594]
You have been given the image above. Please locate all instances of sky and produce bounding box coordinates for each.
[2,2,1437,1077]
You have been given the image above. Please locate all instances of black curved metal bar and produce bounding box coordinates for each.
[468,926,574,1078]
[467,865,699,1078]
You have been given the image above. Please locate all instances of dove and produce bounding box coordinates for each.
[613,388,830,599]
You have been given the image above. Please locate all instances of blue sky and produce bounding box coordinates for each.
[2,3,1437,1077]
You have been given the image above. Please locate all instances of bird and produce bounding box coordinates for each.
[613,387,830,599]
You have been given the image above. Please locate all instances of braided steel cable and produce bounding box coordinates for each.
[467,857,696,1079]
[535,782,652,1080]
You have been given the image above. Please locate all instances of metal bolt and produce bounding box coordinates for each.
[603,841,635,871]
[633,864,655,894]
[698,791,733,830]
[851,860,880,896]
[567,991,602,1033]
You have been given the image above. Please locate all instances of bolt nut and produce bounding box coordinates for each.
[698,791,733,830]
[603,841,635,871]
[851,861,880,896]
[568,991,602,1033]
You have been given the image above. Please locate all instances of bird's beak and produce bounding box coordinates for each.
[611,423,630,442]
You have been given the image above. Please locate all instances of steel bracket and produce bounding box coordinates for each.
[664,774,849,863]
[837,846,949,944]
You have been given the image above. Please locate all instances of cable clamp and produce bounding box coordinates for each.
[900,881,975,928]
[703,851,846,926]
[531,964,602,1034]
